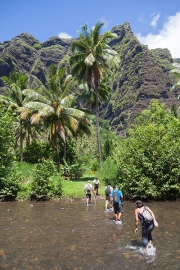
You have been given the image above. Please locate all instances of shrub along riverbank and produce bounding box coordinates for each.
[16,177,106,201]
[14,163,106,201]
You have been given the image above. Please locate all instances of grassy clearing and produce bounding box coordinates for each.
[17,164,106,200]
[61,175,106,199]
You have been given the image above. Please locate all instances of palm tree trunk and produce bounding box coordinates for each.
[20,120,23,164]
[95,88,103,167]
[64,141,66,160]
[55,135,60,172]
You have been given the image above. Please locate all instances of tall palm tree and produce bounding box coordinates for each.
[77,79,111,112]
[0,72,33,163]
[21,66,91,172]
[70,21,120,166]
[170,63,180,91]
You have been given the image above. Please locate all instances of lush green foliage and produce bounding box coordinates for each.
[30,159,63,197]
[0,32,179,201]
[0,106,20,197]
[23,140,51,163]
[33,43,42,50]
[98,158,119,186]
[101,100,180,199]
[1,166,21,197]
[21,66,91,171]
[70,22,120,165]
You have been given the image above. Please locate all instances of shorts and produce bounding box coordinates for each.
[114,203,123,214]
[105,195,111,201]
[86,194,91,199]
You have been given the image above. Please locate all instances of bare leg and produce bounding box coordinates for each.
[118,212,122,220]
[86,195,89,205]
[148,240,153,247]
[105,201,107,210]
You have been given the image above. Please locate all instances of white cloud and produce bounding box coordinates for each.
[150,13,160,28]
[58,32,72,39]
[136,12,180,58]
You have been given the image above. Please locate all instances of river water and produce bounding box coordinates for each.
[0,198,179,270]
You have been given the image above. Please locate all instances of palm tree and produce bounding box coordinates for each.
[170,63,180,91]
[77,79,111,112]
[70,21,120,166]
[166,104,180,119]
[0,72,33,163]
[21,66,91,172]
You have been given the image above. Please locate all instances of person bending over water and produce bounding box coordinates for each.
[134,200,158,249]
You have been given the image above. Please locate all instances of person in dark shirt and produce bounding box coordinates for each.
[134,200,158,249]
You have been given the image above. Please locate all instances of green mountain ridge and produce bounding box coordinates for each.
[0,22,180,135]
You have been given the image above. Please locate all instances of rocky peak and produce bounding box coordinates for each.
[110,22,133,43]
[42,36,72,48]
[12,32,41,46]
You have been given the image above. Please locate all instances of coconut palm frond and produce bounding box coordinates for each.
[61,94,74,107]
[8,102,19,112]
[56,121,66,142]
[38,106,54,118]
[56,105,64,117]
[30,113,41,124]
[23,101,50,110]
[23,90,50,105]
[65,107,85,118]
[84,53,96,66]
[0,95,10,105]
[20,108,34,120]
[64,115,78,133]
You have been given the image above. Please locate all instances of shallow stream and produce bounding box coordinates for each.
[0,198,179,269]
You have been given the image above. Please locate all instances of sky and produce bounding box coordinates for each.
[1,0,180,58]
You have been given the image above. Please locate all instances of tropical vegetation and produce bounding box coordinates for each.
[0,22,179,201]
[70,22,120,166]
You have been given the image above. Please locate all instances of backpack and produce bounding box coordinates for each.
[113,191,119,203]
[94,180,99,188]
[86,184,91,193]
[105,186,111,195]
[142,206,153,223]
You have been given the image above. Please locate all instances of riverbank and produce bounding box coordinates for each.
[15,177,106,201]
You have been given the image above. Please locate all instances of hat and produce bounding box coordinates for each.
[87,180,90,183]
[115,185,119,188]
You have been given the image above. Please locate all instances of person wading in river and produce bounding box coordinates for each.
[104,182,113,210]
[134,200,158,249]
[84,181,92,205]
[110,185,123,224]
[93,177,100,197]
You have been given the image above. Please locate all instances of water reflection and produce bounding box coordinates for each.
[0,198,179,269]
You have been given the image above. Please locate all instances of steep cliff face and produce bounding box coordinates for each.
[100,23,179,135]
[0,24,179,135]
[0,32,72,88]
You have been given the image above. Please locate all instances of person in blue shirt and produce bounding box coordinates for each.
[110,185,123,224]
